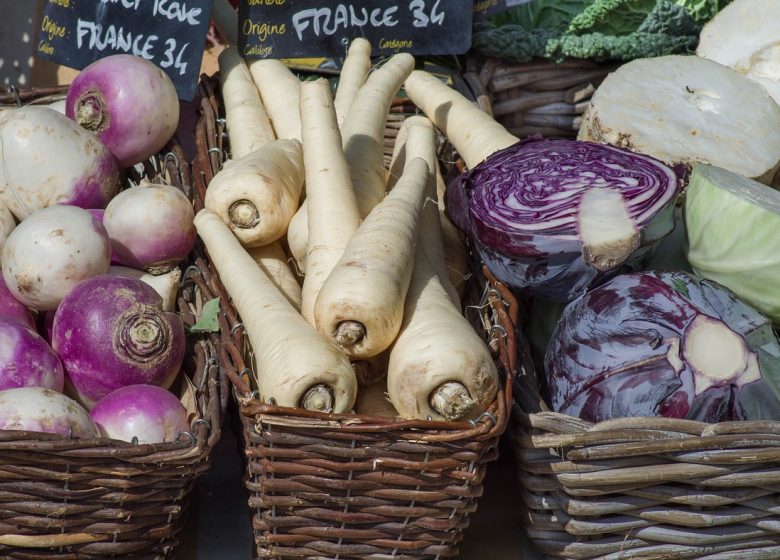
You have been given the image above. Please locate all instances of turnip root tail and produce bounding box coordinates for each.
[218,47,275,159]
[194,210,357,413]
[343,53,416,218]
[334,38,372,127]
[403,70,518,169]
[314,158,430,359]
[204,139,304,247]
[247,60,302,142]
[299,79,361,324]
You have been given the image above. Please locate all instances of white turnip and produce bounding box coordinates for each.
[0,387,99,438]
[103,181,196,274]
[2,205,111,311]
[0,106,120,220]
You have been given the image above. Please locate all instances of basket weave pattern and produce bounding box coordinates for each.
[193,73,516,560]
[0,86,226,559]
[511,307,780,560]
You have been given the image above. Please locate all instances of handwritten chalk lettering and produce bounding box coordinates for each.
[291,5,399,41]
[242,19,286,41]
[99,0,142,10]
[409,0,444,27]
[41,15,67,41]
[38,40,56,55]
[247,0,285,4]
[76,19,157,60]
[160,38,189,75]
[153,0,203,26]
[48,0,71,7]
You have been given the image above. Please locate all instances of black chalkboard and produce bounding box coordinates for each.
[473,0,532,21]
[238,0,474,59]
[35,0,214,101]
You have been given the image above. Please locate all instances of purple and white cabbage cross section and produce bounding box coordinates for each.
[446,137,682,301]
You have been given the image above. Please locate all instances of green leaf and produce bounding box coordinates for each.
[671,278,690,298]
[190,297,221,333]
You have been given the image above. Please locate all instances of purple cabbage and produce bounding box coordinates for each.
[446,137,682,301]
[545,271,780,423]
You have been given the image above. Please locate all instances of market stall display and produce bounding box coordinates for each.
[0,85,225,559]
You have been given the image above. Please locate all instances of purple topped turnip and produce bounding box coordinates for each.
[90,384,189,443]
[0,275,34,330]
[545,271,780,423]
[0,318,63,392]
[66,54,179,168]
[2,205,111,311]
[0,387,99,438]
[0,106,119,220]
[52,275,185,409]
[103,182,196,274]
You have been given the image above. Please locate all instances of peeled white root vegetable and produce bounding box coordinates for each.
[579,55,780,184]
[246,242,302,312]
[247,59,302,142]
[204,140,304,247]
[697,0,780,104]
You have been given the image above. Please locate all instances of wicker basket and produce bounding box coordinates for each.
[463,57,616,139]
[0,86,226,559]
[510,303,780,560]
[193,73,516,560]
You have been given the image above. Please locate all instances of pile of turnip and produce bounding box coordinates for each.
[0,54,197,443]
[194,23,497,421]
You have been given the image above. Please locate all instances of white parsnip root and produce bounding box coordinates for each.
[403,70,519,169]
[299,79,361,324]
[334,38,372,127]
[387,160,499,422]
[343,53,416,218]
[286,207,309,273]
[314,158,430,359]
[246,241,302,311]
[194,210,357,413]
[247,60,303,142]
[204,140,304,247]
[218,47,275,160]
[211,0,238,47]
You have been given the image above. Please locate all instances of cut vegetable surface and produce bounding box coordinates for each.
[685,164,780,323]
[314,158,430,359]
[195,210,357,413]
[446,136,681,301]
[0,106,120,220]
[697,0,780,104]
[545,271,780,423]
[204,139,304,247]
[579,55,780,183]
[66,54,179,168]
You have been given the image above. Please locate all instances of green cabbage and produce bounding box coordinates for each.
[685,164,780,323]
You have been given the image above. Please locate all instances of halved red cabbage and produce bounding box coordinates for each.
[545,271,780,423]
[446,137,682,301]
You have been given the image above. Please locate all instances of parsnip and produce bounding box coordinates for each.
[286,207,308,272]
[218,47,275,159]
[314,158,430,359]
[334,38,372,128]
[211,0,238,47]
[386,204,499,421]
[194,210,357,413]
[247,60,302,142]
[204,140,304,247]
[247,242,302,311]
[403,70,518,169]
[107,266,181,312]
[355,379,399,418]
[299,79,361,324]
[342,53,416,218]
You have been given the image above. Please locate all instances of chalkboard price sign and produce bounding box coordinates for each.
[35,0,214,101]
[238,0,474,59]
